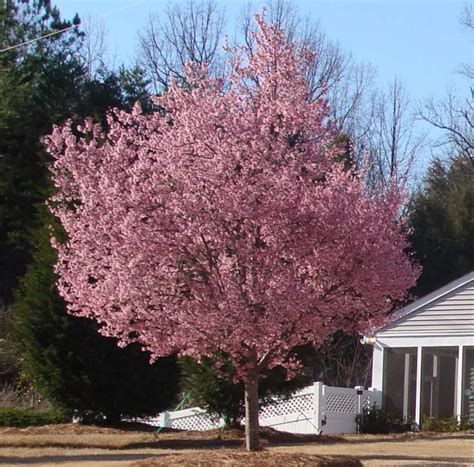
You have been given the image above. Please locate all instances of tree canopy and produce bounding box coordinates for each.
[48,15,418,449]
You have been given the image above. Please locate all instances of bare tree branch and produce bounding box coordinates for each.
[80,15,107,80]
[138,0,225,93]
[312,333,372,388]
[459,3,474,80]
[360,79,426,188]
[420,90,474,162]
[420,3,473,162]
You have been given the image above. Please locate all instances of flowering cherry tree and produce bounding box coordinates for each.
[47,16,418,450]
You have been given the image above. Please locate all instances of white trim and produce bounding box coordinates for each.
[457,345,464,421]
[313,382,323,433]
[377,336,474,347]
[415,346,422,426]
[371,343,384,397]
[403,353,410,420]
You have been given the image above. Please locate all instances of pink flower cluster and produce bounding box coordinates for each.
[47,16,419,380]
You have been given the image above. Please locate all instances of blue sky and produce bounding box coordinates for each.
[54,0,471,104]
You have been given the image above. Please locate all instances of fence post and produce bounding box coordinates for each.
[354,385,364,434]
[313,382,324,434]
[158,411,170,430]
[354,385,364,416]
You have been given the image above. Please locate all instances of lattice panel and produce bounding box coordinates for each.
[325,393,356,413]
[260,393,314,419]
[170,413,219,431]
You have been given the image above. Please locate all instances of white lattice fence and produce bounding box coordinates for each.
[260,387,314,419]
[259,386,316,434]
[325,391,357,413]
[154,383,381,434]
[162,407,220,431]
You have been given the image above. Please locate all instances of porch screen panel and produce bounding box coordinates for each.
[383,347,417,420]
[421,347,457,421]
[463,347,474,423]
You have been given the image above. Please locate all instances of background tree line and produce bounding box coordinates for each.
[0,0,472,425]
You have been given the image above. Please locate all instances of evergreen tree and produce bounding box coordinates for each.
[0,0,82,306]
[180,349,313,427]
[13,211,179,422]
[0,1,151,305]
[409,156,474,296]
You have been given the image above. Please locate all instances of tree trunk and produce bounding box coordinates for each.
[244,375,261,451]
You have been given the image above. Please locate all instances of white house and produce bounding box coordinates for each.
[370,271,474,427]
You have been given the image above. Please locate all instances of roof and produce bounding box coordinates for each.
[375,271,474,334]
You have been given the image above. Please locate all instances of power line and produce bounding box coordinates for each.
[0,0,151,55]
[0,23,78,54]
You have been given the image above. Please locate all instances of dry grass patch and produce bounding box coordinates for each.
[0,424,338,450]
[0,423,473,466]
[134,451,360,466]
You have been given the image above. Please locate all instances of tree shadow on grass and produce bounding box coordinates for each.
[3,431,473,451]
[0,453,163,465]
[0,438,243,451]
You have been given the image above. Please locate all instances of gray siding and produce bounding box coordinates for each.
[378,280,474,338]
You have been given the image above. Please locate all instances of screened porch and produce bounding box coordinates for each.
[381,345,474,425]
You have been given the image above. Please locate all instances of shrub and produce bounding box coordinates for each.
[0,407,68,427]
[357,405,413,434]
[422,416,474,432]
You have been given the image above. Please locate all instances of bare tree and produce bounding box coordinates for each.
[138,0,426,182]
[420,91,473,163]
[363,79,426,188]
[139,0,376,148]
[312,333,373,388]
[80,15,107,80]
[138,0,225,92]
[459,2,473,80]
[419,2,473,162]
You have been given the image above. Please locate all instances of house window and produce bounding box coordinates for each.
[463,347,474,423]
[383,347,417,420]
[421,347,458,420]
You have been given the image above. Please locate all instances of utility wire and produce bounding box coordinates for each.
[0,0,151,55]
[0,24,78,54]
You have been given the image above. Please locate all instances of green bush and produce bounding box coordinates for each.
[0,407,68,427]
[422,416,474,432]
[180,347,314,427]
[357,405,413,434]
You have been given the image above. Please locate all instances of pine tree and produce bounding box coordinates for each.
[410,156,474,296]
[0,0,82,306]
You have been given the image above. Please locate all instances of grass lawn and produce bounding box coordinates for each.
[0,423,473,466]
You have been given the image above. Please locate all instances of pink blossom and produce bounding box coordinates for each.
[47,15,419,384]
